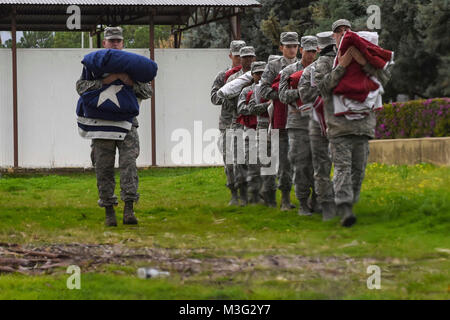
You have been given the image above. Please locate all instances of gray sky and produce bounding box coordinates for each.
[0,31,24,43]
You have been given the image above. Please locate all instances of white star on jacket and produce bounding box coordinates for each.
[97,85,123,108]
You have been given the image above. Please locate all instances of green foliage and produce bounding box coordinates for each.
[1,31,54,48]
[375,98,450,139]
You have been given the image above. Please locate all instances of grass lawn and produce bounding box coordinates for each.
[0,163,449,299]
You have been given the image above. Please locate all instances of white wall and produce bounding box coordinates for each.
[0,48,229,168]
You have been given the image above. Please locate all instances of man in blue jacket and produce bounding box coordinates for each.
[76,27,152,227]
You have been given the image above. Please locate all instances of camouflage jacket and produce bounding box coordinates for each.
[315,52,391,139]
[237,83,255,116]
[260,56,298,101]
[298,61,322,136]
[279,60,310,130]
[247,84,271,125]
[226,69,246,126]
[76,69,152,127]
[210,67,237,130]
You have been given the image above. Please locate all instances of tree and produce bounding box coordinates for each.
[1,31,54,48]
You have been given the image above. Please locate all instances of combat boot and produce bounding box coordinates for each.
[123,201,138,225]
[228,189,239,206]
[239,185,248,207]
[105,206,117,227]
[249,190,260,205]
[298,198,313,216]
[321,202,337,221]
[338,203,357,227]
[308,193,322,213]
[280,190,294,211]
[262,190,277,208]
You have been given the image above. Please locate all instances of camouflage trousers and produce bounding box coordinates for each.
[219,129,235,191]
[91,126,140,208]
[288,128,314,200]
[246,126,260,194]
[329,135,370,206]
[310,133,334,204]
[231,123,247,189]
[246,122,277,194]
[278,128,293,192]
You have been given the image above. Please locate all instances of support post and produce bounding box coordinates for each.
[149,12,157,166]
[11,7,18,168]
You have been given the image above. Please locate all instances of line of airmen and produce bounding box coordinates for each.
[210,19,391,228]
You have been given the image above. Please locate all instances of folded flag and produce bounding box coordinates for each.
[270,74,288,129]
[224,65,243,82]
[76,49,158,140]
[236,90,257,129]
[81,49,158,83]
[332,31,392,120]
[333,31,393,102]
[288,70,311,113]
[77,80,140,121]
[218,71,253,99]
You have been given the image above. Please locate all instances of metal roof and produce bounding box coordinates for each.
[0,0,260,6]
[0,0,260,31]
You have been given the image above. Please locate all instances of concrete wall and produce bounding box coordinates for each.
[0,48,228,168]
[368,137,450,166]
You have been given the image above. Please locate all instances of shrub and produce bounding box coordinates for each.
[375,98,450,139]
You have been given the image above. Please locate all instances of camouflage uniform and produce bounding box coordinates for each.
[316,28,391,225]
[279,59,315,213]
[237,83,258,198]
[298,33,337,220]
[299,57,338,221]
[210,67,236,192]
[260,53,298,201]
[227,68,247,190]
[247,87,277,206]
[210,40,246,204]
[76,76,152,208]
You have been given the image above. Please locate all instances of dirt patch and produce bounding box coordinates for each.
[0,243,388,279]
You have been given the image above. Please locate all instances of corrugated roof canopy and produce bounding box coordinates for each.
[0,0,260,31]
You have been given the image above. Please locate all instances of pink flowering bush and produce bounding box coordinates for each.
[375,98,450,139]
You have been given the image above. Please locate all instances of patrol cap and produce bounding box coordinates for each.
[104,26,124,40]
[251,61,266,74]
[316,31,336,49]
[301,36,318,51]
[239,46,256,57]
[280,32,300,45]
[230,40,246,56]
[268,55,280,62]
[332,19,352,32]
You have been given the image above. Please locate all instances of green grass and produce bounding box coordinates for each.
[0,163,449,299]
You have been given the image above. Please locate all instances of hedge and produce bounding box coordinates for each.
[375,98,450,139]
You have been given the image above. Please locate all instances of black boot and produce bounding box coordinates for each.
[123,201,138,225]
[239,185,248,207]
[262,190,277,208]
[298,198,313,216]
[105,206,117,227]
[280,190,294,211]
[321,202,337,221]
[338,203,357,227]
[308,192,322,213]
[228,188,239,206]
[249,190,260,205]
